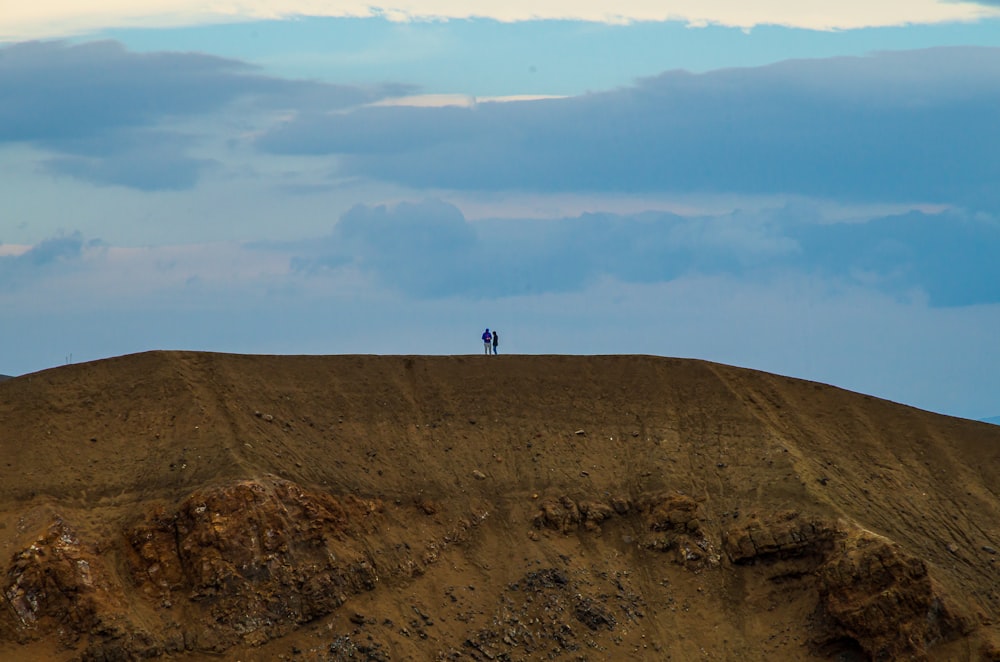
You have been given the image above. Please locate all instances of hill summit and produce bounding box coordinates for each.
[1,351,998,661]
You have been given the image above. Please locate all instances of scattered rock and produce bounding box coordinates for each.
[574,596,617,631]
[610,496,630,514]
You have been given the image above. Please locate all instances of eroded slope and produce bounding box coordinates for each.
[0,352,998,660]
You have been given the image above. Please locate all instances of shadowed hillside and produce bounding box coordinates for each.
[1,351,998,661]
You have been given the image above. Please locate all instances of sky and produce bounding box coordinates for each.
[2,2,999,421]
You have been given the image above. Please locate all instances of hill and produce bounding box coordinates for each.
[0,351,998,661]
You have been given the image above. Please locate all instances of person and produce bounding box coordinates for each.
[482,328,492,355]
[492,329,499,355]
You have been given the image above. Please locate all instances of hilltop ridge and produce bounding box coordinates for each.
[1,351,998,661]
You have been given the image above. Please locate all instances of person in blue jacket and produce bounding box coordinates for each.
[482,328,492,355]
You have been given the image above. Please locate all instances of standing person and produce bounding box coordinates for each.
[482,328,492,355]
[492,329,499,355]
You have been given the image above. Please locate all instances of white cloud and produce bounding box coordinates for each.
[4,0,999,40]
[0,244,30,257]
[371,94,566,108]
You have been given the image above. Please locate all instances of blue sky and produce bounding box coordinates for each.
[2,2,999,420]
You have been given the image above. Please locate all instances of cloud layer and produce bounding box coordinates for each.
[5,41,999,206]
[0,40,408,190]
[259,47,1000,209]
[5,0,1000,40]
[282,199,1000,306]
[11,198,996,308]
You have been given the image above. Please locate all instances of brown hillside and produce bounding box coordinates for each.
[1,351,999,661]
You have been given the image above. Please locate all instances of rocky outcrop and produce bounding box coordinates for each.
[531,495,618,534]
[723,512,971,660]
[526,493,975,659]
[722,510,841,564]
[2,519,125,646]
[815,532,971,661]
[124,479,384,651]
[635,492,721,570]
[1,479,392,659]
[0,483,980,661]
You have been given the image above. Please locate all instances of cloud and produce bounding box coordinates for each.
[257,106,480,156]
[787,209,1000,307]
[0,41,249,142]
[281,197,1000,306]
[40,128,214,190]
[0,40,410,190]
[258,47,1000,209]
[10,196,997,314]
[7,40,998,200]
[287,199,478,296]
[43,152,211,191]
[4,0,999,40]
[21,233,86,265]
[0,232,87,288]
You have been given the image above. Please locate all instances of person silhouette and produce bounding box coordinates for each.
[492,329,499,355]
[482,328,492,355]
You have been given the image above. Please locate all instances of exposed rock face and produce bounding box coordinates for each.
[0,484,983,661]
[515,505,973,660]
[816,533,970,661]
[124,480,383,650]
[3,479,390,659]
[637,492,720,570]
[3,519,122,645]
[721,512,971,661]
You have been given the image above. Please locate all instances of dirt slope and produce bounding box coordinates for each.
[0,351,998,661]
